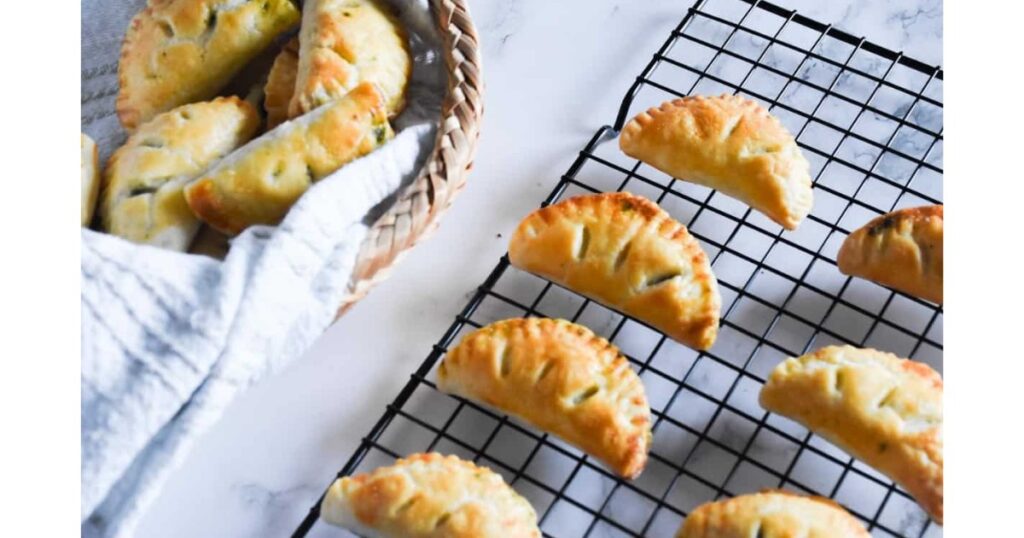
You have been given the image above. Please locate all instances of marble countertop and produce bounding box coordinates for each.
[135,1,942,536]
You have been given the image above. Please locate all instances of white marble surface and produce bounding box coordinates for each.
[134,1,942,536]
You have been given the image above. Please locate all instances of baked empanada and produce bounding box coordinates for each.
[116,0,300,130]
[676,490,869,538]
[82,134,100,226]
[289,0,411,118]
[102,97,260,250]
[620,94,813,230]
[264,37,299,130]
[837,205,943,304]
[508,192,721,350]
[184,83,393,235]
[760,346,943,523]
[438,318,652,479]
[321,453,541,538]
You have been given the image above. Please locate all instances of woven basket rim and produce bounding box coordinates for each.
[338,0,484,315]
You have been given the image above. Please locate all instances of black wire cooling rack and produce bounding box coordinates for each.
[294,0,943,536]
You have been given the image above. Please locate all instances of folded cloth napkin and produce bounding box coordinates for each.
[81,1,444,535]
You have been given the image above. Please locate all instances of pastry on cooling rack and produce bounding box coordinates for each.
[838,205,943,304]
[263,37,300,131]
[619,94,813,230]
[184,83,392,235]
[320,453,541,538]
[438,318,652,479]
[289,0,411,118]
[82,134,100,226]
[760,345,943,524]
[116,0,300,131]
[508,192,721,350]
[101,97,260,250]
[676,490,869,537]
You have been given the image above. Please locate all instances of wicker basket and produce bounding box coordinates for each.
[339,0,484,315]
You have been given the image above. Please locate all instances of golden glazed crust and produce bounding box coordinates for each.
[184,83,393,235]
[837,205,943,304]
[676,490,869,538]
[437,318,652,479]
[619,94,813,230]
[82,134,100,226]
[508,192,721,350]
[116,0,300,130]
[320,453,541,538]
[759,346,943,523]
[264,37,299,130]
[288,0,411,118]
[101,96,260,250]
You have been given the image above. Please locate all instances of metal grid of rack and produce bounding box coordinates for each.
[294,0,943,536]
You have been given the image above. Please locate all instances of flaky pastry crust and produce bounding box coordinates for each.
[760,345,943,523]
[183,83,392,235]
[676,490,869,537]
[837,205,943,304]
[101,96,260,250]
[619,94,813,230]
[289,0,411,118]
[82,134,100,226]
[438,318,652,479]
[116,0,300,130]
[321,453,540,538]
[508,192,721,350]
[264,37,300,130]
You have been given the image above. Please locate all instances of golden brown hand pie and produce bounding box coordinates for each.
[101,97,260,250]
[263,37,299,130]
[620,94,813,230]
[82,134,100,226]
[320,453,541,538]
[837,205,943,304]
[289,0,411,118]
[438,318,652,479]
[184,83,393,235]
[508,192,721,350]
[760,346,943,523]
[676,490,869,538]
[116,0,300,130]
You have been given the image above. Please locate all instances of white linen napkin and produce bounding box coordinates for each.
[81,1,445,536]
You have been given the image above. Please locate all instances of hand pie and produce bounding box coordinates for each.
[116,0,300,130]
[320,453,541,538]
[508,192,721,350]
[82,134,100,226]
[289,0,411,118]
[438,318,652,479]
[184,83,393,235]
[101,97,260,250]
[760,346,943,523]
[676,490,869,538]
[620,94,813,230]
[264,37,299,130]
[838,205,943,304]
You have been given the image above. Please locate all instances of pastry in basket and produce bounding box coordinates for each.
[81,134,100,226]
[116,0,300,130]
[263,37,300,130]
[508,192,721,350]
[759,345,943,523]
[101,96,260,250]
[619,94,813,230]
[184,82,393,235]
[676,490,869,537]
[437,317,652,479]
[289,0,411,118]
[320,453,541,538]
[837,205,943,304]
